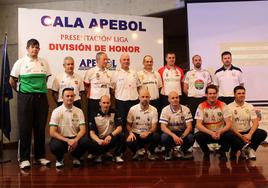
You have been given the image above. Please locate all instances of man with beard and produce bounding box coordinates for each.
[214,51,244,104]
[126,88,160,161]
[183,55,212,132]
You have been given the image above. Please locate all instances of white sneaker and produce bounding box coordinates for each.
[72,159,81,167]
[36,158,51,166]
[87,154,95,160]
[114,156,124,163]
[95,155,102,163]
[19,160,31,169]
[248,148,256,160]
[56,160,64,168]
[137,148,146,155]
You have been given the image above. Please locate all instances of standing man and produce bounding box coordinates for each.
[89,95,124,163]
[9,39,51,169]
[195,85,235,160]
[137,55,162,114]
[158,52,184,108]
[111,53,141,128]
[126,88,159,161]
[84,52,112,122]
[228,86,267,160]
[49,88,89,168]
[183,55,212,131]
[160,91,194,160]
[214,51,244,104]
[51,56,84,108]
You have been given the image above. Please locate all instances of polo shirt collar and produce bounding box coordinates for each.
[62,104,74,112]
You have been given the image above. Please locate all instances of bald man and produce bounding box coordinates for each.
[89,95,124,163]
[160,91,194,160]
[126,88,160,161]
[111,53,141,128]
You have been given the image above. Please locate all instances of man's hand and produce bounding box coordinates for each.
[172,135,183,145]
[127,132,136,142]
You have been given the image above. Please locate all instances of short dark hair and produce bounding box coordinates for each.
[62,87,74,96]
[205,84,218,94]
[27,39,39,48]
[165,52,176,58]
[143,55,153,63]
[96,52,106,61]
[221,51,232,59]
[234,85,245,94]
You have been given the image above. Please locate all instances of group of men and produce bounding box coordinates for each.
[9,38,267,170]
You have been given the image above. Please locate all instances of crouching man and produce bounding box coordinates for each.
[89,95,124,163]
[49,88,90,168]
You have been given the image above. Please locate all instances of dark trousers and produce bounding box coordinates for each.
[187,97,206,132]
[49,137,90,161]
[231,129,267,152]
[218,97,234,105]
[127,132,160,154]
[57,100,81,108]
[115,99,139,127]
[161,132,195,153]
[195,130,235,153]
[160,94,169,110]
[17,93,48,162]
[90,134,124,156]
[88,98,100,122]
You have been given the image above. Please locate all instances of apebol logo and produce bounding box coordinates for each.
[78,58,117,70]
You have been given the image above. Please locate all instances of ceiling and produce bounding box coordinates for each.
[0,0,75,5]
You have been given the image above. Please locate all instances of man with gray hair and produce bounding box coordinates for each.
[51,56,84,108]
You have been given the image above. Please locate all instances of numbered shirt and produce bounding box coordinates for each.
[137,69,162,100]
[49,104,85,137]
[195,100,231,131]
[228,101,257,132]
[84,66,112,99]
[51,72,84,102]
[159,104,193,132]
[111,68,141,101]
[10,55,51,93]
[158,65,184,96]
[127,104,158,134]
[184,69,212,98]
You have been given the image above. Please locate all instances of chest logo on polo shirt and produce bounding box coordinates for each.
[96,73,100,79]
[234,110,238,115]
[194,79,205,90]
[217,112,222,117]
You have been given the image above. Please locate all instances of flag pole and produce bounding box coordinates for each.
[0,33,11,164]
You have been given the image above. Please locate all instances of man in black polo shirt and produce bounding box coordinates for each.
[89,95,124,163]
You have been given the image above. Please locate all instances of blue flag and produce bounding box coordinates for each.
[0,34,13,140]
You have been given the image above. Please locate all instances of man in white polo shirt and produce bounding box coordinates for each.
[51,56,84,108]
[214,51,244,104]
[9,39,51,169]
[158,52,184,109]
[84,52,112,121]
[126,88,159,161]
[49,88,89,168]
[228,86,267,160]
[183,55,212,131]
[137,55,162,114]
[89,95,124,163]
[160,91,194,160]
[111,53,141,128]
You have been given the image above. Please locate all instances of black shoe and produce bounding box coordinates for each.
[218,150,227,161]
[229,151,237,161]
[203,152,210,161]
